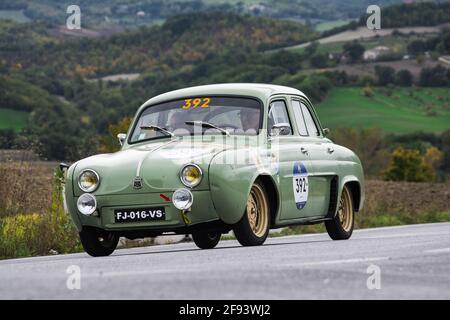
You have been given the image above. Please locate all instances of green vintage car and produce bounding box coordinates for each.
[63,83,364,257]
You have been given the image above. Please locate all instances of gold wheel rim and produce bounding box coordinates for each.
[246,184,269,238]
[338,187,353,232]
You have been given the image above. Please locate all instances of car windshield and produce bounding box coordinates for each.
[129,96,262,143]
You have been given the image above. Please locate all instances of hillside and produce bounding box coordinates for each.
[0,0,406,29]
[358,1,450,28]
[0,13,316,77]
[316,87,450,134]
[0,12,317,159]
[0,109,28,131]
[317,1,450,38]
[1,5,449,161]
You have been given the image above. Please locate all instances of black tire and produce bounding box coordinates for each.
[192,232,221,249]
[325,185,354,240]
[79,226,119,257]
[233,181,270,246]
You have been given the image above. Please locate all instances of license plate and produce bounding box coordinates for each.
[114,207,166,223]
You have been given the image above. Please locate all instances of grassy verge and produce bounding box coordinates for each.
[0,170,82,260]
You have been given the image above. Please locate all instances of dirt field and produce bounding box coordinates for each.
[362,179,450,217]
[0,160,56,217]
[335,59,439,79]
[282,24,449,51]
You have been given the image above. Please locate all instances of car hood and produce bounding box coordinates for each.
[72,139,228,196]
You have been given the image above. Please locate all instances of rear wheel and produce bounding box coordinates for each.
[192,232,221,249]
[79,226,119,257]
[325,185,354,240]
[233,181,270,246]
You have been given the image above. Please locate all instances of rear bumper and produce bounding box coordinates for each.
[67,190,222,233]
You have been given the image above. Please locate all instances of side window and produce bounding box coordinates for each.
[291,100,308,136]
[268,100,292,135]
[300,102,320,137]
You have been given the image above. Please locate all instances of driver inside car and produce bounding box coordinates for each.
[241,109,260,134]
[168,111,191,134]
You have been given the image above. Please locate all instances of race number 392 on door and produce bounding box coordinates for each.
[293,161,309,210]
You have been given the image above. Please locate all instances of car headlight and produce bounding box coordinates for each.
[172,188,193,210]
[78,169,100,192]
[180,164,202,188]
[77,193,97,216]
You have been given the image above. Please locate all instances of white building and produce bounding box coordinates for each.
[363,46,390,60]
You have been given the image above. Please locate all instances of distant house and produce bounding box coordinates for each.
[363,46,390,61]
[438,56,450,66]
[329,52,343,61]
[136,11,146,17]
[248,4,266,14]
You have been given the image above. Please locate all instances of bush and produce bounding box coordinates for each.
[419,65,450,86]
[375,65,395,85]
[343,41,365,62]
[0,169,81,259]
[98,116,132,153]
[298,74,333,102]
[362,86,374,97]
[383,147,435,182]
[310,53,328,68]
[0,214,42,258]
[331,127,389,177]
[395,69,413,86]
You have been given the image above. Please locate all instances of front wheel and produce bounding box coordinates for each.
[79,226,119,257]
[233,181,270,246]
[325,185,354,240]
[192,232,221,249]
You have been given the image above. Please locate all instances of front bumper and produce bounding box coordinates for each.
[67,190,220,232]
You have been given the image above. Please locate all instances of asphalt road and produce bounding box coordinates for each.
[1,222,450,299]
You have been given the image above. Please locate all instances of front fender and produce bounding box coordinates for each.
[208,149,272,225]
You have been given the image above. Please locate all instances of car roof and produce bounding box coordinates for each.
[139,83,307,110]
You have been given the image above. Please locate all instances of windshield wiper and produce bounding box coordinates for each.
[140,125,174,137]
[185,121,230,136]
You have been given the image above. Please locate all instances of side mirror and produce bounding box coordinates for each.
[323,128,330,136]
[270,123,291,136]
[117,133,126,146]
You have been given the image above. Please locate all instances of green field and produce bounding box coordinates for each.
[316,87,450,134]
[0,109,29,131]
[0,10,30,23]
[314,19,354,32]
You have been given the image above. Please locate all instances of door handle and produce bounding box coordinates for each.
[327,147,334,154]
[301,147,308,154]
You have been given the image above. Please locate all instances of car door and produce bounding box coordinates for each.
[267,97,316,221]
[291,98,333,218]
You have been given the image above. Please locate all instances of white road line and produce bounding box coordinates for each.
[424,247,450,254]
